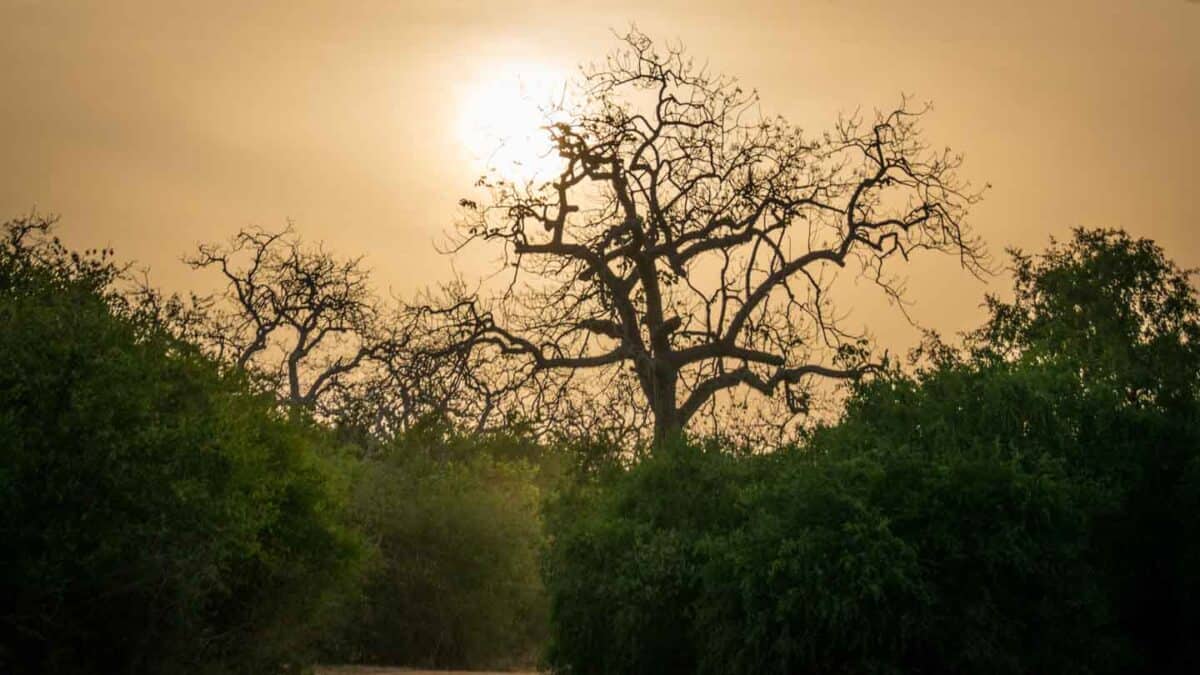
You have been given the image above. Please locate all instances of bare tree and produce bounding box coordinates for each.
[446,31,987,443]
[183,225,383,415]
[181,227,527,440]
[329,291,535,439]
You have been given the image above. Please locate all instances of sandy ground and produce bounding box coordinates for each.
[324,662,540,667]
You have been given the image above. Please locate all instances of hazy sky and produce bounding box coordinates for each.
[2,0,1197,348]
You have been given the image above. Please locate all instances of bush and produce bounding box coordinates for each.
[326,423,549,669]
[543,423,1113,675]
[755,368,1119,674]
[542,440,746,675]
[0,217,362,675]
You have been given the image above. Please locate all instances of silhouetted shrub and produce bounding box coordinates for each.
[0,217,362,675]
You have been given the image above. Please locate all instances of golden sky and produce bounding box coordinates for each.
[2,0,1197,347]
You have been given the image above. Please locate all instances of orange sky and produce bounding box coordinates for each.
[2,0,1197,350]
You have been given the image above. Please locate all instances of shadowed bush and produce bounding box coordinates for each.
[0,217,362,675]
[543,422,1113,675]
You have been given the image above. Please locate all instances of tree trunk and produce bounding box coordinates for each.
[648,365,681,446]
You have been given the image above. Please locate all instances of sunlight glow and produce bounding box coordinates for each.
[457,63,570,184]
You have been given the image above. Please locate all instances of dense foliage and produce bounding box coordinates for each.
[7,211,1197,674]
[324,423,551,669]
[0,218,362,674]
[542,229,1200,674]
[544,410,1114,674]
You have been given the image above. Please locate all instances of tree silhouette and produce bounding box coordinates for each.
[184,225,382,413]
[447,31,987,442]
[177,226,530,440]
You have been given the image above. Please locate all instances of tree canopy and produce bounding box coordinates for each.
[444,31,987,443]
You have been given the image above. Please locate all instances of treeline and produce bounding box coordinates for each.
[3,216,1199,674]
[0,217,556,674]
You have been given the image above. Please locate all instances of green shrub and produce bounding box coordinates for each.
[0,217,362,675]
[327,424,549,669]
[747,376,1118,675]
[543,427,1112,675]
[542,440,745,675]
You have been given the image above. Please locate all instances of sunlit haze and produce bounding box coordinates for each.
[457,62,570,183]
[2,0,1197,349]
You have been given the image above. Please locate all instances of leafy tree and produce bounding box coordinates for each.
[0,216,361,675]
[970,228,1200,408]
[967,228,1200,673]
[807,228,1200,673]
[445,31,986,443]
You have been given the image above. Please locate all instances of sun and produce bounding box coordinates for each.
[457,63,570,184]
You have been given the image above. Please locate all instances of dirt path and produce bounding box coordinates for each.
[316,662,537,667]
